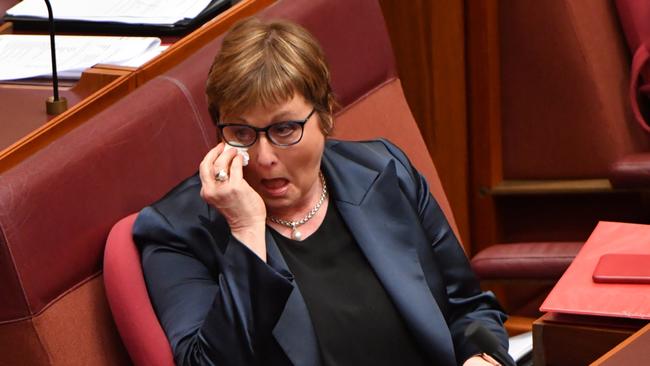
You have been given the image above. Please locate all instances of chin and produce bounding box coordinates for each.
[262,195,295,212]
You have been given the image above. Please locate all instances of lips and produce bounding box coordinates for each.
[260,178,289,196]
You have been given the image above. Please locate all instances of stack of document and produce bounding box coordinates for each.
[0,35,164,81]
[5,0,213,25]
[4,0,232,35]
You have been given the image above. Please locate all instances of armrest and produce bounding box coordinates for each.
[471,242,583,280]
[610,153,650,188]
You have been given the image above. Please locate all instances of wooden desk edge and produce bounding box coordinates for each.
[590,322,650,365]
[489,179,614,195]
[0,22,13,34]
[534,312,647,366]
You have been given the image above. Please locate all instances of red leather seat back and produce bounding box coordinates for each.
[0,77,212,365]
[104,214,174,366]
[616,0,650,80]
[615,0,650,133]
[331,80,459,239]
[500,0,649,179]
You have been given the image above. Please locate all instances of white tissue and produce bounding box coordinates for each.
[224,144,249,166]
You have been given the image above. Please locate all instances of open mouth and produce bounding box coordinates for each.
[260,178,290,196]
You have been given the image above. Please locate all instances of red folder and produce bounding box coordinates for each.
[540,221,650,319]
[593,253,650,284]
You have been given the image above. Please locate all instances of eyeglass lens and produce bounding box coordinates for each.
[221,122,304,147]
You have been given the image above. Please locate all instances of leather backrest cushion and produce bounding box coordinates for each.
[0,77,212,321]
[500,0,649,179]
[104,214,174,366]
[164,0,396,127]
[616,0,650,53]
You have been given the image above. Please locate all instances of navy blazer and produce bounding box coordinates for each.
[134,139,510,366]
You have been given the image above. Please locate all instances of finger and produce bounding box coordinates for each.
[229,154,244,183]
[205,143,226,165]
[212,145,238,178]
[199,143,226,184]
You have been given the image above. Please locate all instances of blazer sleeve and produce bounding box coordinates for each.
[377,139,513,365]
[133,197,294,366]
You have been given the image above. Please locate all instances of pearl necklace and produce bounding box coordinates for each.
[268,172,327,241]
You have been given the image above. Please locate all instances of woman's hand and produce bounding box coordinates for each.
[463,354,501,366]
[199,143,267,261]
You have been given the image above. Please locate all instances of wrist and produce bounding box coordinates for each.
[230,223,267,261]
[478,353,501,366]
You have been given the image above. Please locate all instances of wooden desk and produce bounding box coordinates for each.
[533,312,648,366]
[0,0,273,173]
[0,67,134,153]
[591,322,650,366]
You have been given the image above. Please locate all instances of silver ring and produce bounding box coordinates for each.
[215,169,229,182]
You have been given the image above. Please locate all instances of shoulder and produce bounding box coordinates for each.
[134,173,208,232]
[145,173,206,218]
[324,139,428,211]
[327,138,412,168]
[133,173,228,254]
[325,138,419,183]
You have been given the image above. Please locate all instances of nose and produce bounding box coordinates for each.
[252,134,278,168]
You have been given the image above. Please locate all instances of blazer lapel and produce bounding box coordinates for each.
[266,230,322,366]
[322,145,457,366]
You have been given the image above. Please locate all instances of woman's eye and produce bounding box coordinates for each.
[234,128,254,140]
[272,123,297,136]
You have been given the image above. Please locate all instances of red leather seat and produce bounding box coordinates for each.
[0,77,211,365]
[104,214,174,366]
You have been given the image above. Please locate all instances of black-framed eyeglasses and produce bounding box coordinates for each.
[217,108,316,148]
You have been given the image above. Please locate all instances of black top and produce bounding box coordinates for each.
[272,203,429,366]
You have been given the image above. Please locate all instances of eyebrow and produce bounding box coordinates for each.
[229,110,301,124]
[271,111,296,120]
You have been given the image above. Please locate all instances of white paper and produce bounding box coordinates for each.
[116,44,169,68]
[6,0,212,25]
[0,35,161,80]
[224,144,250,166]
[508,331,533,362]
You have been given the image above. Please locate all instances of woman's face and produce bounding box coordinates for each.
[223,94,326,216]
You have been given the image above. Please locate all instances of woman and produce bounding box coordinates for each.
[134,18,511,366]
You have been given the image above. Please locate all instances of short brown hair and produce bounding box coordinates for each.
[206,18,336,135]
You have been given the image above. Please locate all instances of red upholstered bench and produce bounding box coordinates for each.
[0,77,214,365]
[472,242,583,281]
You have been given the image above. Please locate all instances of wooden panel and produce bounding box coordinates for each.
[74,66,133,97]
[491,179,614,195]
[0,22,12,34]
[466,0,502,254]
[592,322,650,365]
[533,313,645,366]
[505,315,535,336]
[379,0,470,246]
